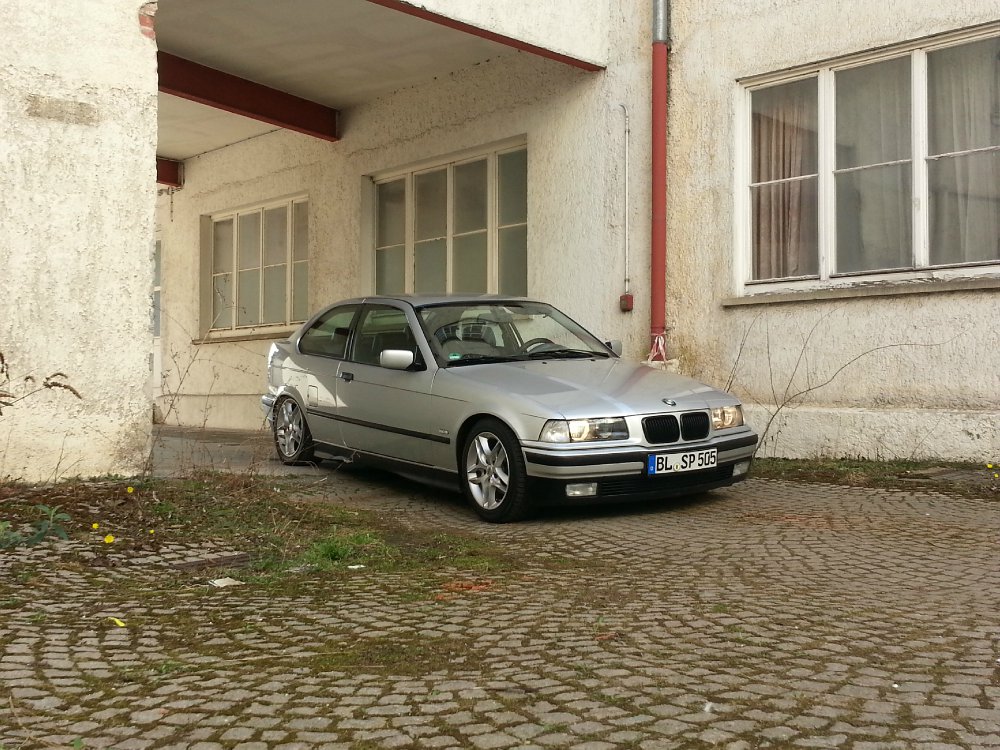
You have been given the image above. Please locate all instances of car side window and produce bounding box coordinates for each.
[298,306,358,358]
[350,306,420,367]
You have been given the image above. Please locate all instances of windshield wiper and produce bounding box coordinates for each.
[526,348,610,359]
[444,354,522,367]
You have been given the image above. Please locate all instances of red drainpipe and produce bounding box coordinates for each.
[649,0,670,361]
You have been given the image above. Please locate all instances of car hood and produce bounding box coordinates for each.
[444,357,728,418]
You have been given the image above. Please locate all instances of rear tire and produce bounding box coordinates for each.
[461,418,530,523]
[273,396,316,465]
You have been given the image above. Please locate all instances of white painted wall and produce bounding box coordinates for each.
[665,1,1000,460]
[0,1,157,480]
[155,1,651,431]
[405,0,610,68]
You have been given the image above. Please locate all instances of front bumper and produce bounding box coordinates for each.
[522,430,757,500]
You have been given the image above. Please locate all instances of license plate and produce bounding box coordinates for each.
[647,448,718,475]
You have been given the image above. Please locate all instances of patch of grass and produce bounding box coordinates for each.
[302,530,389,569]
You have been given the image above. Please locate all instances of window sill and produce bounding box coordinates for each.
[722,274,1000,307]
[194,328,298,345]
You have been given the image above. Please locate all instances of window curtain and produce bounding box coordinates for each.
[834,58,912,273]
[751,80,819,279]
[928,37,1000,265]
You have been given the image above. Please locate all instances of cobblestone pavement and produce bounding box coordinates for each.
[2,456,999,749]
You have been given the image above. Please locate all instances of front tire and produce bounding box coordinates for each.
[273,396,316,465]
[461,418,530,523]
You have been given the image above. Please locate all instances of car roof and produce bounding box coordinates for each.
[332,294,537,309]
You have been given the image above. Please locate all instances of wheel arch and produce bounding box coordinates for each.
[455,413,518,467]
[272,385,308,414]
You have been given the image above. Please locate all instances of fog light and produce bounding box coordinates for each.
[566,483,598,497]
[733,460,751,477]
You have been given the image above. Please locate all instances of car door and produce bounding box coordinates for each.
[294,304,360,448]
[337,303,451,468]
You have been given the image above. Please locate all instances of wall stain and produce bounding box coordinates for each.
[25,95,100,126]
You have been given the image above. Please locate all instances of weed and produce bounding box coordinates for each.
[152,660,189,677]
[0,504,71,549]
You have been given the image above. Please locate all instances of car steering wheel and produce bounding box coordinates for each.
[520,337,556,354]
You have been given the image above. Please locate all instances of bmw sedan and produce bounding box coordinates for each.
[262,296,758,522]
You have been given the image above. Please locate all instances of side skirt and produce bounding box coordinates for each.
[313,441,461,494]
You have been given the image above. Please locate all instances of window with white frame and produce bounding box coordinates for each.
[209,198,309,330]
[743,31,1000,285]
[374,146,528,295]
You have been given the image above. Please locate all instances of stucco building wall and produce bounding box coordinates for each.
[0,1,157,480]
[665,1,1000,460]
[155,3,652,430]
[412,0,610,67]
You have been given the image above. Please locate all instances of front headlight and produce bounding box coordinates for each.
[539,418,629,443]
[711,405,744,430]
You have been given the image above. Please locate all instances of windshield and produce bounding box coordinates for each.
[417,301,612,366]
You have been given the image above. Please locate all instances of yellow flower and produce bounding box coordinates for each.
[104,534,115,544]
[126,486,134,494]
[92,523,100,530]
[149,529,155,535]
[988,463,994,469]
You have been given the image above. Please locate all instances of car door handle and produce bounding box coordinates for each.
[340,371,354,383]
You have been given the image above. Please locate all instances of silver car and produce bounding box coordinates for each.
[262,296,757,522]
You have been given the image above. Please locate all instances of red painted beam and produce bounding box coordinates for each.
[366,0,604,72]
[157,52,339,142]
[156,157,183,187]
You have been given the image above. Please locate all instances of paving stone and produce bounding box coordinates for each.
[2,476,998,749]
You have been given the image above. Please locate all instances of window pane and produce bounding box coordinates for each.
[836,163,912,273]
[292,261,309,321]
[212,273,232,329]
[376,246,405,294]
[499,149,528,226]
[499,225,527,296]
[414,239,446,294]
[377,180,405,247]
[262,265,287,324]
[300,306,357,358]
[293,202,309,262]
[238,212,261,271]
[352,307,415,366]
[752,79,818,182]
[237,269,260,326]
[929,150,1000,265]
[928,37,1000,155]
[263,206,288,266]
[415,169,447,241]
[453,232,487,293]
[751,177,819,279]
[213,219,233,274]
[836,57,911,169]
[454,160,487,234]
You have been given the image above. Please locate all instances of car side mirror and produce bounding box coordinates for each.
[380,350,415,370]
[605,339,623,356]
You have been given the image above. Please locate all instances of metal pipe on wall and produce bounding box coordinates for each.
[619,104,633,311]
[649,0,670,360]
